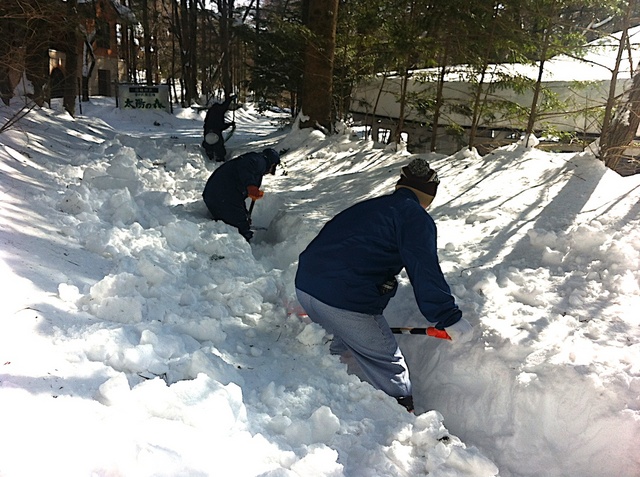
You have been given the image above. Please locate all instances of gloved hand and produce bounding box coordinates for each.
[444,318,473,343]
[247,185,264,200]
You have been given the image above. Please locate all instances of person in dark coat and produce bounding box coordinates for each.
[294,158,473,413]
[202,94,236,162]
[202,148,281,241]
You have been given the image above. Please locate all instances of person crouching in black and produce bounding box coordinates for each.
[202,148,281,241]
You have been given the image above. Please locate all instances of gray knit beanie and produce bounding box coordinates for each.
[396,158,439,196]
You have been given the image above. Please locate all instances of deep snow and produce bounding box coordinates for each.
[0,97,638,477]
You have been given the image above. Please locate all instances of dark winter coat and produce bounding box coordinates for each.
[203,96,234,135]
[295,187,461,329]
[202,152,270,240]
[202,97,234,161]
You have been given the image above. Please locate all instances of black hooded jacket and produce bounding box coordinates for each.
[203,96,234,134]
[202,152,271,240]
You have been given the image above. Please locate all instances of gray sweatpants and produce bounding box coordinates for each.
[296,288,412,399]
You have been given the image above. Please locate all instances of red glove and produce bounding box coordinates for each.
[247,185,264,200]
[427,327,451,340]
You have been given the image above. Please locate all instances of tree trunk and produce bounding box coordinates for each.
[431,56,448,152]
[602,65,640,171]
[81,34,96,101]
[0,5,20,105]
[188,0,198,98]
[468,63,489,149]
[63,0,80,116]
[177,0,197,105]
[141,0,153,85]
[219,0,234,95]
[299,0,339,132]
[25,21,50,106]
[393,72,409,144]
[524,36,549,146]
[369,74,387,141]
[127,18,137,83]
[600,0,635,159]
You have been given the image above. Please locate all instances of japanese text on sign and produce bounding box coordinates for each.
[118,85,170,112]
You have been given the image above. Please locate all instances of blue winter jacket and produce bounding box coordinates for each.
[202,152,269,239]
[295,187,462,329]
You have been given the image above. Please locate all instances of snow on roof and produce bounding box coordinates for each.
[404,25,640,84]
[508,24,640,82]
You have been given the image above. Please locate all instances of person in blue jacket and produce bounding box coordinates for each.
[203,148,280,241]
[202,94,236,162]
[294,158,473,413]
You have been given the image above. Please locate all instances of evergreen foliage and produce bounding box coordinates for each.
[241,1,306,114]
[3,0,640,173]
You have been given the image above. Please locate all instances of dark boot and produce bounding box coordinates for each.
[396,395,414,413]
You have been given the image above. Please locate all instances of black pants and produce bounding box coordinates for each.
[203,197,253,241]
[202,133,227,162]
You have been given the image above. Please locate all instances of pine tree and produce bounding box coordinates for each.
[299,0,339,132]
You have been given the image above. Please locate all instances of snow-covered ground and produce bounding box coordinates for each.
[0,97,638,477]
